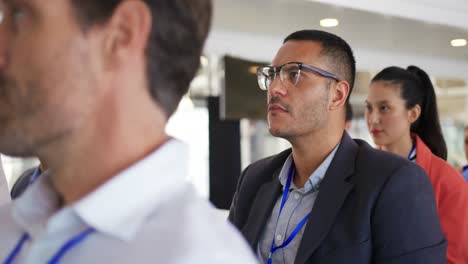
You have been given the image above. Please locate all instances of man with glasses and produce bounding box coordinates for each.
[0,0,256,263]
[229,30,446,263]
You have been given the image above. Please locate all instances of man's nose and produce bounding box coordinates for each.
[268,77,287,98]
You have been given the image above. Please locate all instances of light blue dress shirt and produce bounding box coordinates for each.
[257,143,340,264]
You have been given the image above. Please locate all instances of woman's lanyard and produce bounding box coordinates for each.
[462,165,468,173]
[4,227,95,264]
[267,162,311,264]
[407,144,416,161]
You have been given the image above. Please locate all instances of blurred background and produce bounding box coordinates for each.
[3,0,468,208]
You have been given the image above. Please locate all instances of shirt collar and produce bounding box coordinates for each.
[12,139,189,242]
[12,170,61,239]
[0,162,10,206]
[278,143,340,193]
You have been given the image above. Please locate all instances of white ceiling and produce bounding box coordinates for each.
[308,0,468,30]
[203,0,468,121]
[206,0,468,79]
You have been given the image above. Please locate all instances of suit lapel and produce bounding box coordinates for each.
[294,133,358,264]
[242,170,282,249]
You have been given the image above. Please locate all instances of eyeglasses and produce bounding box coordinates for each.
[256,62,340,91]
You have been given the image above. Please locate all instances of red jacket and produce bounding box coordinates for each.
[415,135,468,264]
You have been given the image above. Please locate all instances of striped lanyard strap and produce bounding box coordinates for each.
[267,162,311,264]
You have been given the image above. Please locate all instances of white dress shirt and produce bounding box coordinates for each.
[0,139,257,264]
[0,158,10,206]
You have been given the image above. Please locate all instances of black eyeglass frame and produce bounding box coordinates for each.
[256,62,340,91]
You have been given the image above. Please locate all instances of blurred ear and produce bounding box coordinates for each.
[102,0,152,69]
[408,104,421,124]
[329,80,350,111]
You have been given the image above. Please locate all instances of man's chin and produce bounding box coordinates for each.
[0,141,35,158]
[268,127,290,139]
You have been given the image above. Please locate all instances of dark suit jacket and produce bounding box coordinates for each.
[229,132,446,264]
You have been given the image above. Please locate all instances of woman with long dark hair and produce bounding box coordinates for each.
[365,65,468,263]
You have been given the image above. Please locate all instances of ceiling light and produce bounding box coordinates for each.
[320,18,339,28]
[451,39,467,47]
[248,66,259,75]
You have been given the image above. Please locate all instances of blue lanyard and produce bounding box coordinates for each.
[28,167,42,185]
[267,162,311,264]
[407,144,416,161]
[4,227,95,264]
[462,165,468,173]
[3,234,29,264]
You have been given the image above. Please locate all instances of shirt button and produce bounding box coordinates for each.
[276,234,283,242]
[294,193,301,200]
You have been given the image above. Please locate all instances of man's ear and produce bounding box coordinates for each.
[102,1,152,69]
[329,80,350,111]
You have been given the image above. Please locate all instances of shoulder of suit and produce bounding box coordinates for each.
[239,148,292,185]
[247,148,291,171]
[351,138,420,183]
[244,138,418,184]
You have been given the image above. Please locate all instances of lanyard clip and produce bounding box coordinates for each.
[267,252,273,264]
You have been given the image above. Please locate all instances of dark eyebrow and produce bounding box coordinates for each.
[377,100,390,104]
[3,0,23,7]
[3,0,16,5]
[365,100,390,105]
[5,0,32,6]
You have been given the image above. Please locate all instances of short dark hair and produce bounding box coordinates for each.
[284,30,356,100]
[372,66,447,160]
[70,0,212,117]
[345,102,353,122]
